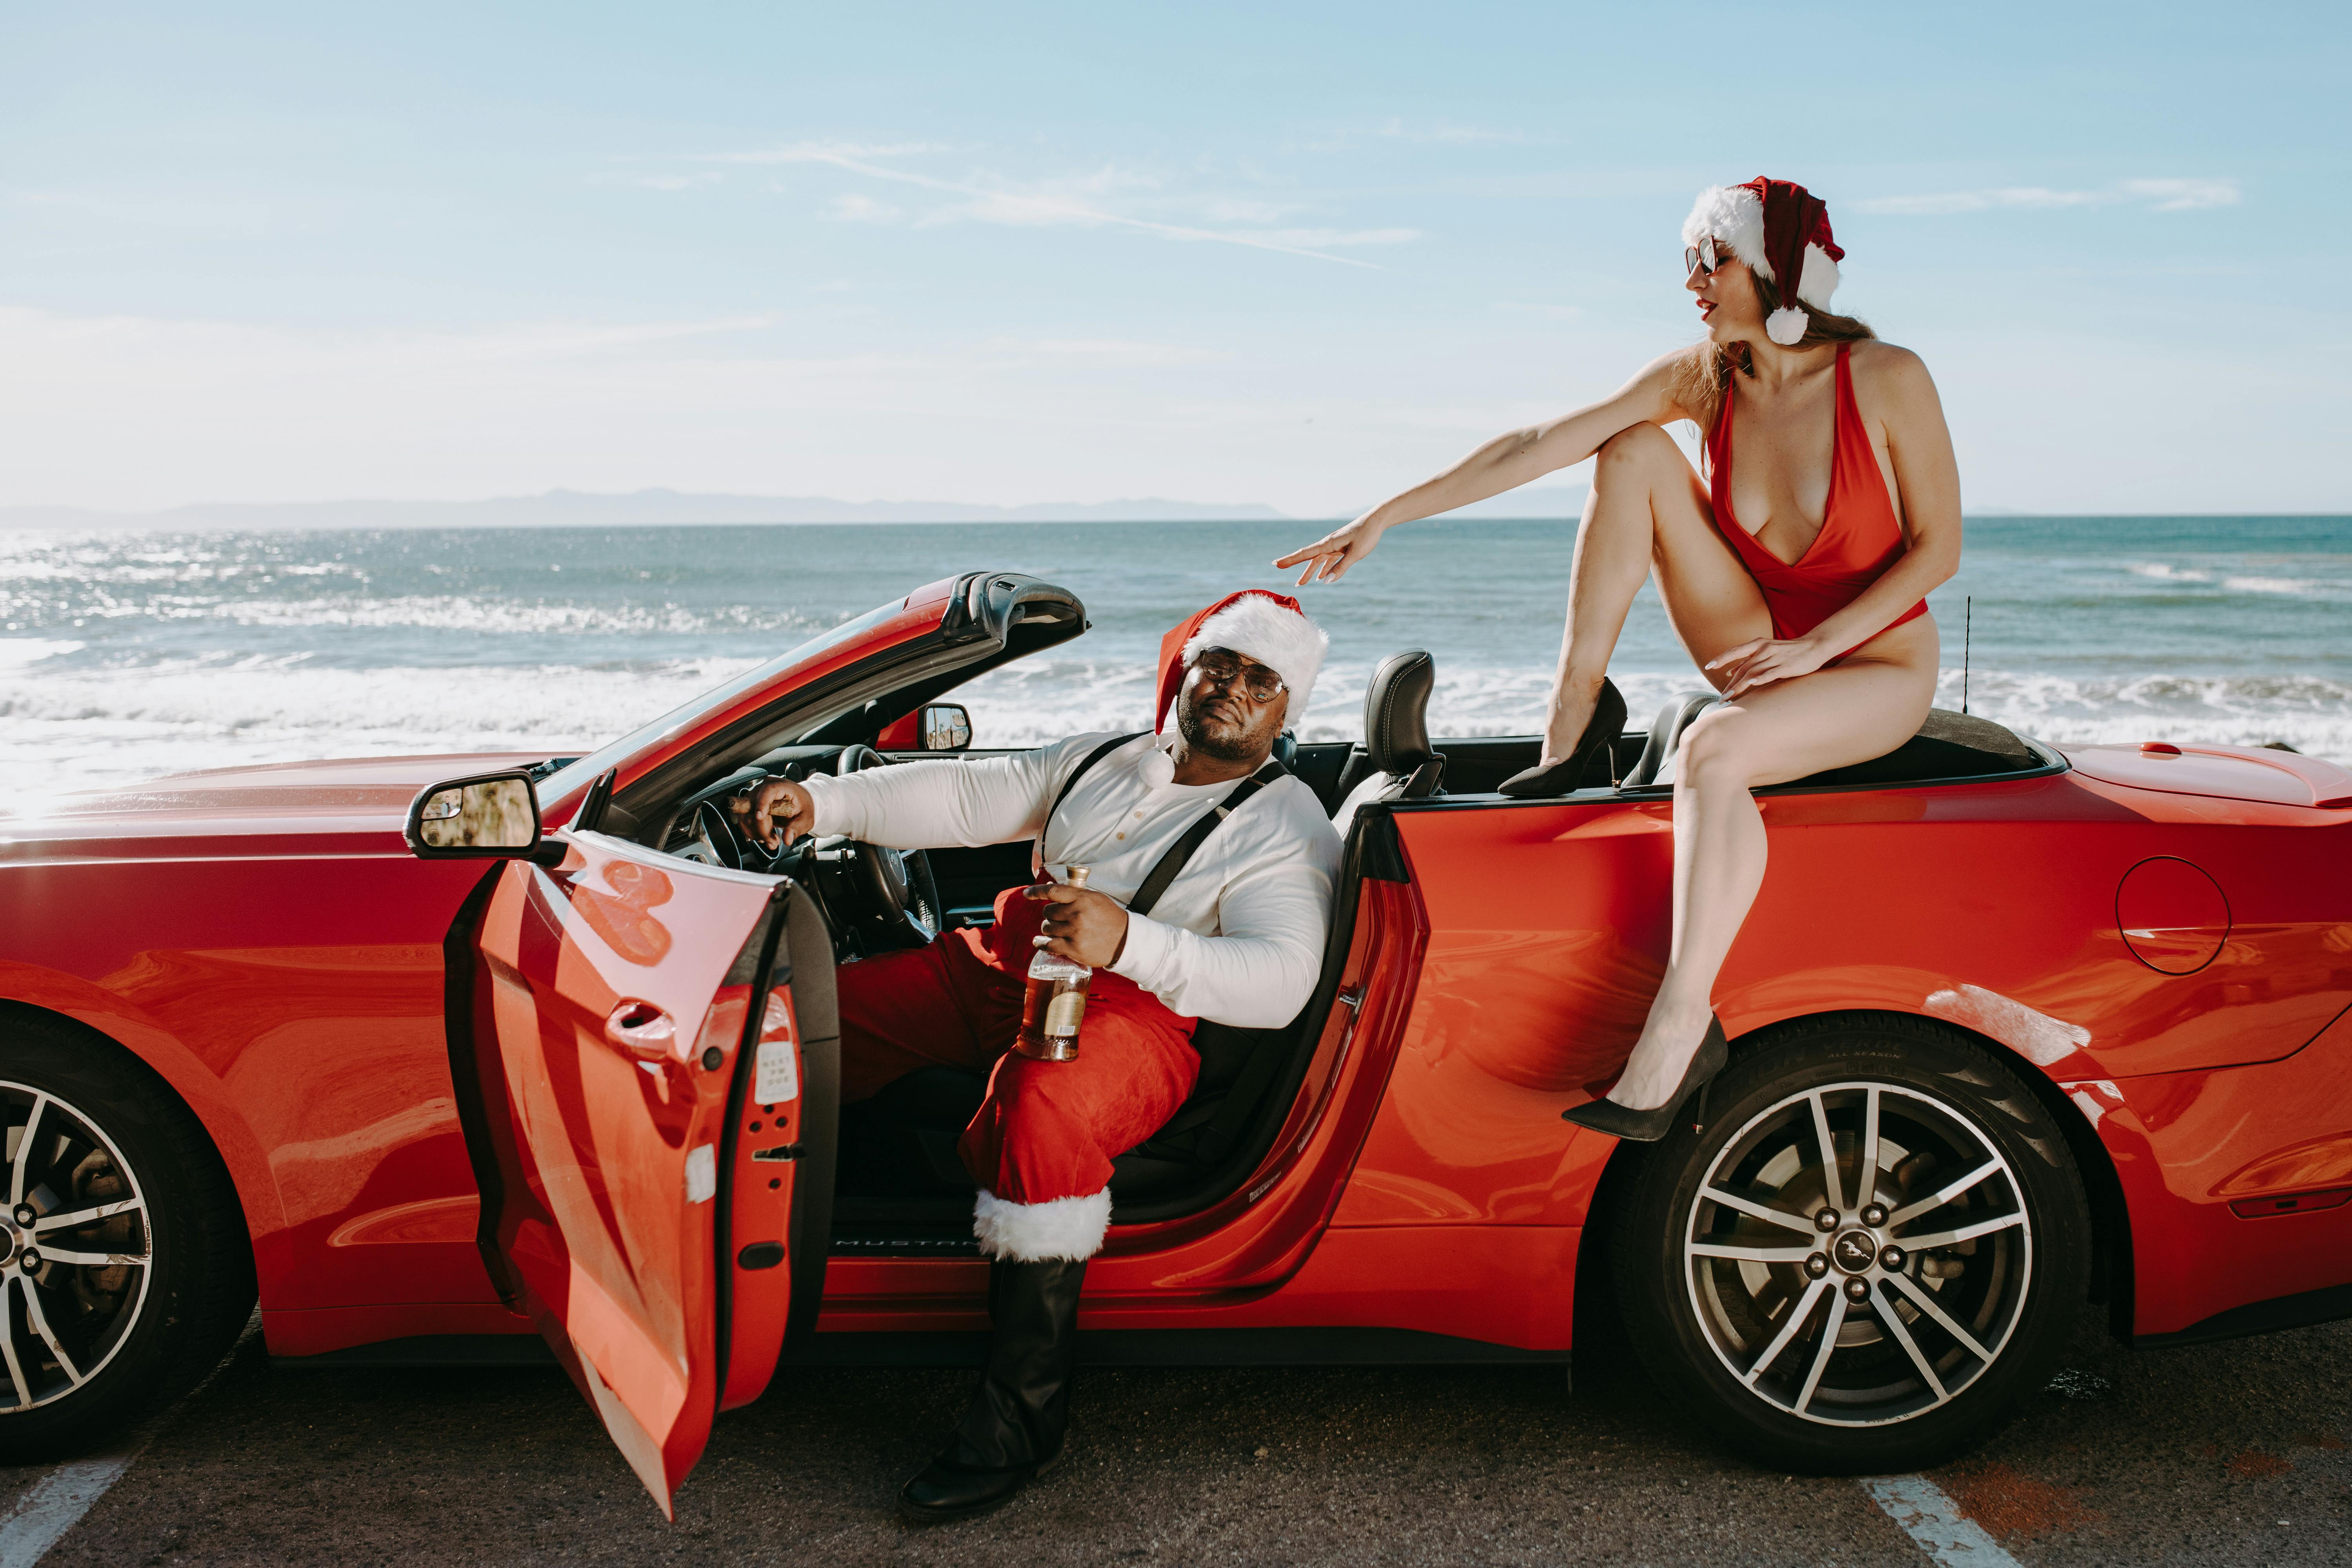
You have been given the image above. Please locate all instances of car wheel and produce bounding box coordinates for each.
[0,1011,256,1461]
[1612,1012,2092,1475]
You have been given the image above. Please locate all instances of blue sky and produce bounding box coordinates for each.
[3,1,2344,515]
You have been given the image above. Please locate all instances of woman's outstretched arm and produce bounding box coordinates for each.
[1274,351,1693,585]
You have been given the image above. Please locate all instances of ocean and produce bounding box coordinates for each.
[2,515,2347,806]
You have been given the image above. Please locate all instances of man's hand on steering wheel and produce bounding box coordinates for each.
[728,775,815,851]
[1024,881,1129,968]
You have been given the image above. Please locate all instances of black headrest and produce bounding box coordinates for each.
[1362,650,1435,775]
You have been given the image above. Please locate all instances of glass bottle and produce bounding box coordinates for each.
[1015,865,1093,1062]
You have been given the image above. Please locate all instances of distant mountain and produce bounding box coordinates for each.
[0,488,1297,531]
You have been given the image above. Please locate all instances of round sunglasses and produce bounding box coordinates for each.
[1191,647,1288,703]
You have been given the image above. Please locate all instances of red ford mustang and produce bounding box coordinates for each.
[5,571,2350,1510]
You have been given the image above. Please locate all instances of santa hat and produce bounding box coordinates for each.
[1151,589,1327,734]
[1683,176,1845,346]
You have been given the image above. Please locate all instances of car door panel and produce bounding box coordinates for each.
[472,830,834,1515]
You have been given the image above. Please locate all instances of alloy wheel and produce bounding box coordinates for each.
[1682,1079,2031,1427]
[1,1081,153,1413]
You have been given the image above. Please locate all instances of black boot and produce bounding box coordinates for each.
[899,1257,1086,1522]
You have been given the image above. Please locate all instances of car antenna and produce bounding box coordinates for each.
[1961,595,1972,716]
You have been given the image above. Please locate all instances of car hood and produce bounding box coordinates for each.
[0,751,562,860]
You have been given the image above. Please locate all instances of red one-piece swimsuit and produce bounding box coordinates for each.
[1707,343,1927,660]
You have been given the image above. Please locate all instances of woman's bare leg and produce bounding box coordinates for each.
[1608,629,1939,1109]
[1536,425,1770,761]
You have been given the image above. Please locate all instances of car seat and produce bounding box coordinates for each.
[1331,650,1443,832]
[1623,690,1721,788]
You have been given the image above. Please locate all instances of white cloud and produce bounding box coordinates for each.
[693,141,1396,268]
[1852,178,2240,216]
[1248,227,1422,248]
[825,192,902,223]
[2117,177,2241,211]
[1028,338,1221,365]
[590,170,722,192]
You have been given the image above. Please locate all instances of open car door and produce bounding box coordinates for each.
[469,832,839,1516]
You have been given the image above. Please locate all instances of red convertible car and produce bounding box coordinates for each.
[4,571,2350,1512]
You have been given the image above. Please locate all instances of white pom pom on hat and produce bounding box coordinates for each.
[1684,176,1845,345]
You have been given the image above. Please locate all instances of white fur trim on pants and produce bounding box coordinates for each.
[973,1187,1113,1262]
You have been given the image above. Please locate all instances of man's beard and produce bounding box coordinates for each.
[1176,697,1264,762]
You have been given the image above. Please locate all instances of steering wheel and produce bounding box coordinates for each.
[820,745,944,951]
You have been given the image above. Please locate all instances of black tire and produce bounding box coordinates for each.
[1612,1012,2091,1475]
[0,1008,256,1461]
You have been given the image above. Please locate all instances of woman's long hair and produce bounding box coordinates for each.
[1669,266,1875,435]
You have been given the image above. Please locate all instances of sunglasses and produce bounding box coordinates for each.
[1683,235,1723,280]
[1192,647,1287,703]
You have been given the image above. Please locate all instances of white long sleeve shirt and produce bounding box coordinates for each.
[801,732,1343,1028]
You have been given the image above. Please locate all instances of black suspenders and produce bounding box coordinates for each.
[1042,733,1289,916]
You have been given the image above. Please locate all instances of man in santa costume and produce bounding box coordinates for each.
[731,589,1344,1521]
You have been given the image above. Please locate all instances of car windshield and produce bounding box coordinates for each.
[533,597,910,804]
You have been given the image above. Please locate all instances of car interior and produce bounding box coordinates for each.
[598,574,2058,1256]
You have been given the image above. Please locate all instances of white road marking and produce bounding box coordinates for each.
[0,1456,138,1568]
[0,1312,256,1567]
[1862,1474,2022,1568]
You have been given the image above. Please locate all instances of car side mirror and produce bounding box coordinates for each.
[404,770,550,859]
[919,703,973,752]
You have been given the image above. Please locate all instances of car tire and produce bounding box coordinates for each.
[0,1010,256,1461]
[1611,1011,2092,1476]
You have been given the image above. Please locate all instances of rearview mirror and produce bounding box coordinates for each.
[920,703,973,752]
[404,770,545,858]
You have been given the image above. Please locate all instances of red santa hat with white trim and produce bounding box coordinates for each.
[1683,176,1846,346]
[1151,589,1327,733]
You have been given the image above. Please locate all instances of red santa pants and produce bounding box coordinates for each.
[834,883,1200,1205]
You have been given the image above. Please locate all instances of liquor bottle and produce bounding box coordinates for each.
[1015,866,1093,1062]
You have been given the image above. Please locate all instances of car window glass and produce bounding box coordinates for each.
[537,599,909,802]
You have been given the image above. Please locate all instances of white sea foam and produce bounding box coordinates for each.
[0,638,85,668]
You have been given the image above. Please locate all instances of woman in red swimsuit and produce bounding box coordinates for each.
[1275,177,1961,1139]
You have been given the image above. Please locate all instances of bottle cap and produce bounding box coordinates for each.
[1067,865,1090,887]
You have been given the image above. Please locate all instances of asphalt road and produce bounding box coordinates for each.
[4,1307,2347,1566]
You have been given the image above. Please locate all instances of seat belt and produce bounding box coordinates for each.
[1125,756,1288,917]
[1046,740,1298,1166]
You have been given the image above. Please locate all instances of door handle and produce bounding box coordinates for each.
[602,999,677,1061]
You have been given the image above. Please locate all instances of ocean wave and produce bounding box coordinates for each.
[0,638,85,668]
[5,593,840,637]
[0,657,760,804]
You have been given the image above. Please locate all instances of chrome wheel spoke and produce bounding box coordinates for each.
[34,1198,143,1234]
[1887,1158,2002,1228]
[9,1093,45,1208]
[1867,1282,1949,1401]
[36,1246,146,1268]
[1897,1213,2024,1251]
[1808,1092,1844,1214]
[1793,1290,1851,1415]
[18,1278,82,1386]
[1742,1277,1830,1386]
[1855,1086,1881,1210]
[1692,1240,1819,1264]
[0,1282,30,1411]
[1889,1270,1995,1362]
[1701,1185,1816,1234]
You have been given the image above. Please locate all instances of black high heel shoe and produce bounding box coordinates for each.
[1561,1016,1729,1142]
[1498,677,1626,797]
